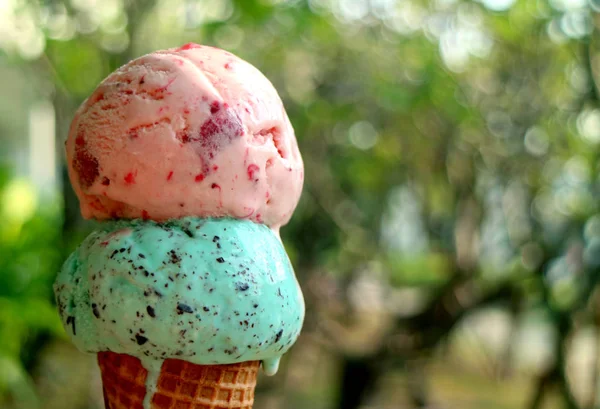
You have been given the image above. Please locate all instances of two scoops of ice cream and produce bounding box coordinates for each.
[54,43,304,409]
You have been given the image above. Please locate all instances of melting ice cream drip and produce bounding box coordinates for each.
[141,357,163,409]
[262,356,281,376]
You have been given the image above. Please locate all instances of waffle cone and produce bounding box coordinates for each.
[97,351,259,409]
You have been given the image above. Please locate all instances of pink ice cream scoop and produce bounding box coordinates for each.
[66,43,303,229]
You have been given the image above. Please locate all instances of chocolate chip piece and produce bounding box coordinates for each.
[147,306,156,317]
[275,329,283,343]
[168,249,181,264]
[135,334,148,345]
[66,316,76,335]
[177,303,194,314]
[235,282,249,292]
[92,304,100,318]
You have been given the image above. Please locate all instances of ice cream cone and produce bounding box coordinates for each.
[98,351,259,409]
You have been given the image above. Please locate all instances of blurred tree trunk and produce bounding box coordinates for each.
[337,356,381,409]
[332,275,516,409]
[53,87,79,252]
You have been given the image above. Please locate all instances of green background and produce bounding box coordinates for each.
[1,0,600,408]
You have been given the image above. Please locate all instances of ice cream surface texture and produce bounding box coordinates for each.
[66,43,303,229]
[56,43,304,409]
[54,218,303,376]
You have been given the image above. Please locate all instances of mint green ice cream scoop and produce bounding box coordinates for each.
[54,218,304,375]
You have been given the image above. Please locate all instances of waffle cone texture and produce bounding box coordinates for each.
[98,352,259,409]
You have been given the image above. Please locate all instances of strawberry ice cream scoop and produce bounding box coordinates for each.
[66,43,303,228]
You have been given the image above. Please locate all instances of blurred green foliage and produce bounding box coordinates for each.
[0,169,64,404]
[2,0,600,408]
